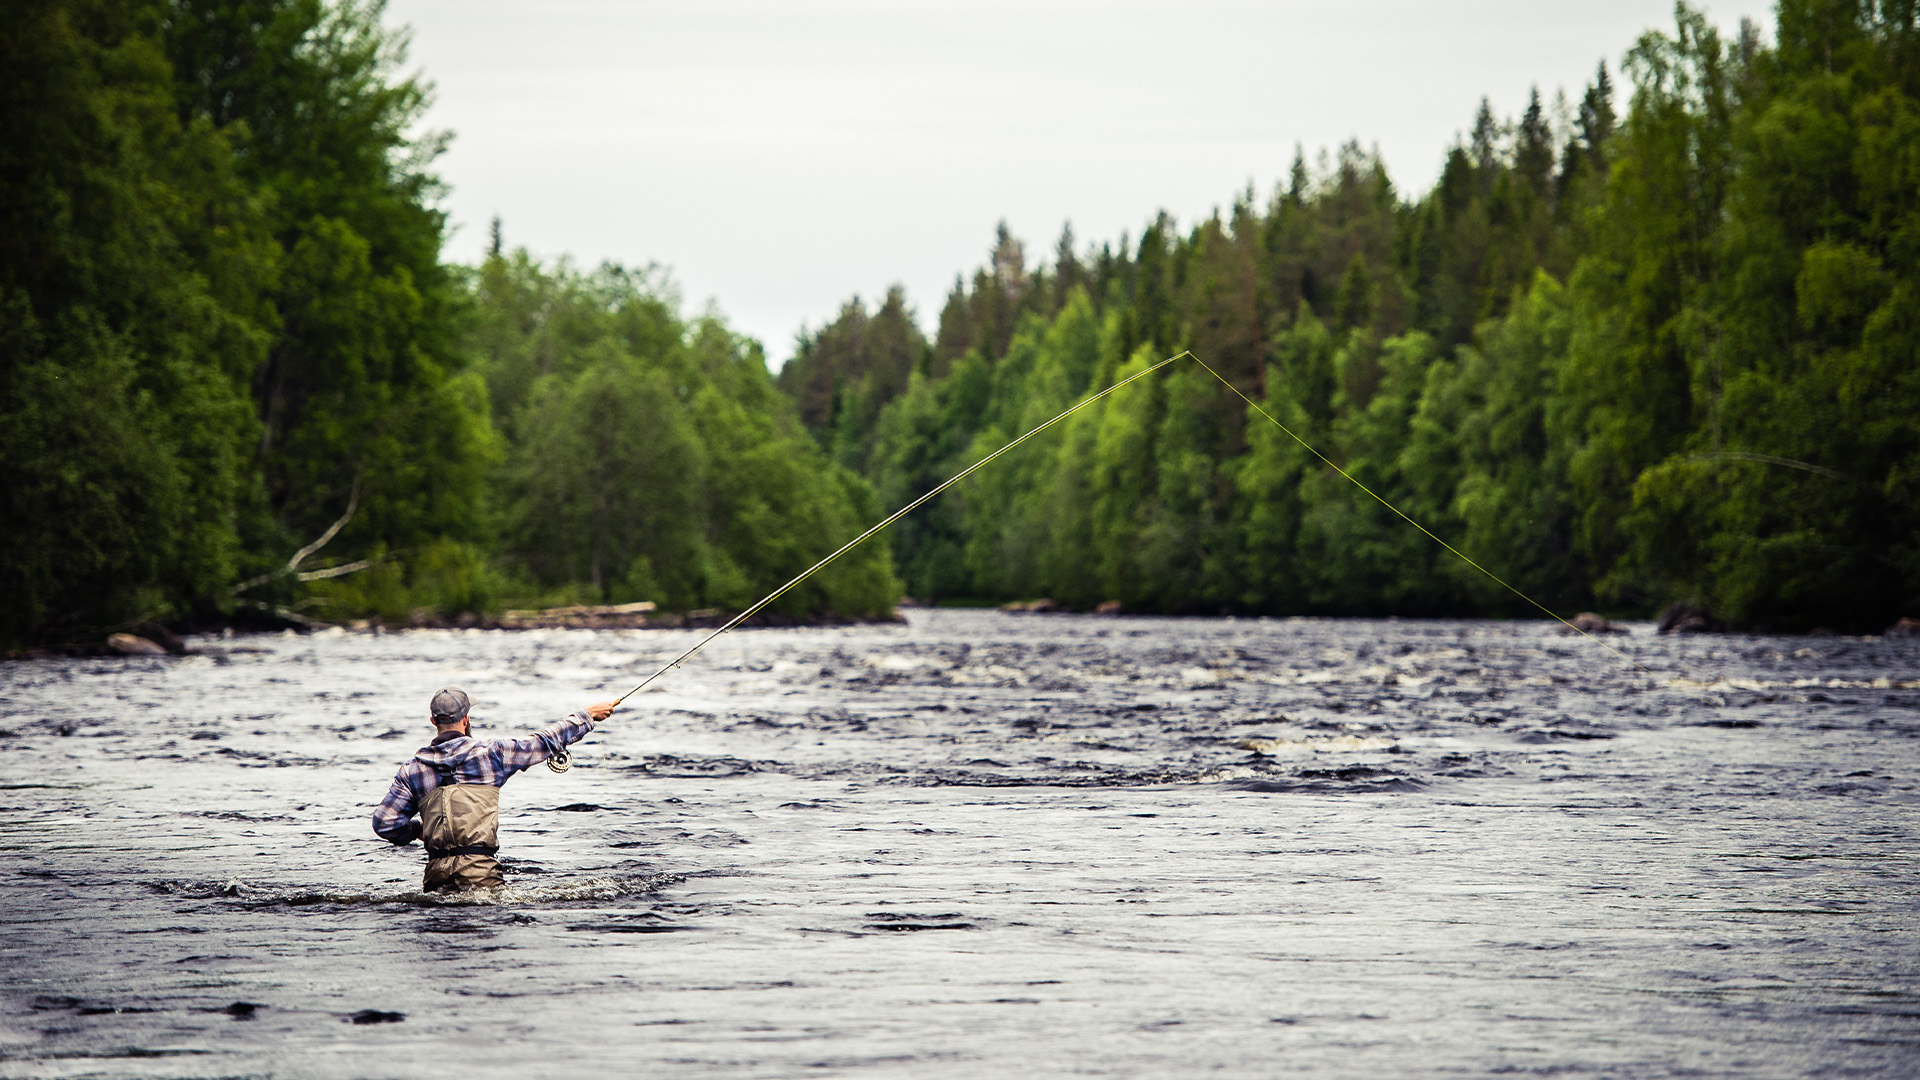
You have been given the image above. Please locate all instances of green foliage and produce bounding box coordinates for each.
[1602,0,1920,627]
[472,256,900,618]
[777,286,927,471]
[0,0,272,644]
[2,0,887,645]
[511,350,706,604]
[865,354,993,599]
[1443,273,1583,611]
[166,0,485,564]
[831,1,1918,628]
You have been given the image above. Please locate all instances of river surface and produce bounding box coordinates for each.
[1,609,1917,1078]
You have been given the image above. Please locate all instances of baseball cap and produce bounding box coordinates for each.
[430,687,471,724]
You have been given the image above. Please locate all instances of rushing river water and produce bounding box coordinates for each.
[1,609,1917,1078]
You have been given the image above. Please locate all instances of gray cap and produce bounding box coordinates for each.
[430,687,471,724]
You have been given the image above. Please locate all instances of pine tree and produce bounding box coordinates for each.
[1516,87,1555,196]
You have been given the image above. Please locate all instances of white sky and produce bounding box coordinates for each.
[386,0,1776,363]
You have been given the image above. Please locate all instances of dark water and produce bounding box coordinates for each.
[1,610,1917,1077]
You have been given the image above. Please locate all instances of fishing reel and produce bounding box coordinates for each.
[546,748,572,774]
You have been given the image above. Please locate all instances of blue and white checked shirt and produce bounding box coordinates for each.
[372,709,596,845]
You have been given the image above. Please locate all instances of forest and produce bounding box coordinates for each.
[1,0,894,649]
[2,0,1915,649]
[783,0,1920,632]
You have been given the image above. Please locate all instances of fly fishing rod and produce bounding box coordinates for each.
[551,343,1637,767]
[546,350,1185,773]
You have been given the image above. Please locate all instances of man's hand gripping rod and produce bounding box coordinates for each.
[599,351,1193,716]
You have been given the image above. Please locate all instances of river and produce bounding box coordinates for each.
[1,610,1916,1077]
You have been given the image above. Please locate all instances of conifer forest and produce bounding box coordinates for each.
[4,0,1917,648]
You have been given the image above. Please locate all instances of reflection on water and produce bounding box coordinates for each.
[1,610,1917,1077]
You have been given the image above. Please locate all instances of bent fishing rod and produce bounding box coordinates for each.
[543,350,1181,773]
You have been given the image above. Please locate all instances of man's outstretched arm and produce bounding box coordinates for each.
[492,702,618,774]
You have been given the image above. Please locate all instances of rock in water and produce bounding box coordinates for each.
[106,633,167,656]
[1657,603,1720,634]
[1562,612,1623,635]
[1885,617,1919,638]
[1095,600,1123,615]
[999,599,1059,613]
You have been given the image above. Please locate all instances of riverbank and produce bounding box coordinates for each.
[3,603,910,660]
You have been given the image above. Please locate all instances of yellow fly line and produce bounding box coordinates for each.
[1181,353,1639,669]
[611,349,1635,710]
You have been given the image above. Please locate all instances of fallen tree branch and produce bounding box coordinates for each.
[296,559,374,583]
[288,477,361,572]
[231,478,367,595]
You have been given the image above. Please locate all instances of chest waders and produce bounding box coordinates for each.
[420,767,503,892]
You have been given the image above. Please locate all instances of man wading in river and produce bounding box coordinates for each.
[372,688,616,891]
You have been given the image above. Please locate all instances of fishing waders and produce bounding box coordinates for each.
[420,779,503,892]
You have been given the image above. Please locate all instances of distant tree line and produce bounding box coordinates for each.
[778,0,1919,632]
[5,0,1912,648]
[0,0,893,648]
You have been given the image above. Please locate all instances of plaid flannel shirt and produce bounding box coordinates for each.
[372,709,595,845]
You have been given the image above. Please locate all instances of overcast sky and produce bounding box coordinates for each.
[385,0,1776,363]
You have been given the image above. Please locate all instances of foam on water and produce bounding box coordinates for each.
[1235,734,1399,755]
[147,872,684,907]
